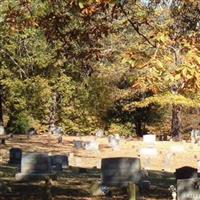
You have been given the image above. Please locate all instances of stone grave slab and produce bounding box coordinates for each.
[177,178,200,200]
[9,148,22,165]
[15,153,55,181]
[101,157,141,187]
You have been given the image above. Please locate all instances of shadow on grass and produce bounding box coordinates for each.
[0,164,176,200]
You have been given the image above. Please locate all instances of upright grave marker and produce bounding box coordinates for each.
[9,148,22,165]
[50,155,68,171]
[177,178,200,200]
[15,153,55,181]
[101,157,141,187]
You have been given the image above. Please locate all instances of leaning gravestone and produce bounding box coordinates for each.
[15,153,55,181]
[50,155,68,171]
[9,148,22,165]
[101,157,142,187]
[177,178,200,200]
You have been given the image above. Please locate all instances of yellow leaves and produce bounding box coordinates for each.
[124,93,200,111]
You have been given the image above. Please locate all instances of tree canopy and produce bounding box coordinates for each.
[0,0,199,137]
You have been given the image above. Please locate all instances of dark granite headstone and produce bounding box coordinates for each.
[175,166,198,180]
[101,157,141,187]
[15,153,54,181]
[9,148,22,165]
[177,178,200,200]
[50,155,68,170]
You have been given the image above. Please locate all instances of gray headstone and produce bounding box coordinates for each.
[101,157,141,187]
[177,178,200,200]
[73,140,84,149]
[16,153,53,181]
[9,148,22,165]
[50,155,68,170]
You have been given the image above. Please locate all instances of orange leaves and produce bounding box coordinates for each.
[81,5,99,16]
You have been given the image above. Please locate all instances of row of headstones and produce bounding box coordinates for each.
[9,148,200,199]
[73,134,121,151]
[9,148,68,181]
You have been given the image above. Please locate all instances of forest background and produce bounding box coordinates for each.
[0,0,199,139]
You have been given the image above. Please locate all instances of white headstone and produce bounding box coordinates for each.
[143,135,156,147]
[84,140,99,151]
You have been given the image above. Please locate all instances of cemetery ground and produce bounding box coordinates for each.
[0,134,200,200]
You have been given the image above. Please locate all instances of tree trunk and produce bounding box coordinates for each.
[48,93,57,133]
[171,104,182,140]
[0,85,3,125]
[135,119,143,137]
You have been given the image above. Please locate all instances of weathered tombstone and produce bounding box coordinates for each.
[15,153,54,181]
[9,148,22,165]
[73,140,84,149]
[50,155,68,171]
[177,178,200,200]
[175,166,198,180]
[101,157,142,187]
[84,140,99,151]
